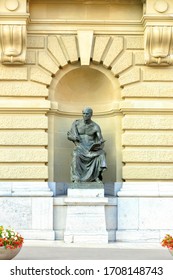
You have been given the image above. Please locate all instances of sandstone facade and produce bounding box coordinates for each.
[0,0,173,242]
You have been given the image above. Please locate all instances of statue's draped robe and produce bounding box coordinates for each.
[67,120,107,182]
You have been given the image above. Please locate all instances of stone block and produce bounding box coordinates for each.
[119,67,140,86]
[0,65,27,80]
[0,197,32,229]
[117,182,159,197]
[123,165,173,180]
[0,98,50,110]
[116,230,160,242]
[38,51,59,74]
[111,52,133,76]
[0,131,48,146]
[134,51,145,65]
[0,166,48,179]
[67,182,105,198]
[139,198,173,229]
[126,36,144,49]
[47,36,68,67]
[11,182,53,197]
[32,198,53,230]
[123,148,173,162]
[0,195,54,240]
[30,66,52,85]
[123,115,173,130]
[26,51,36,64]
[143,68,173,81]
[60,36,78,63]
[77,30,93,65]
[0,81,48,97]
[92,36,110,63]
[103,36,124,67]
[122,132,173,146]
[0,149,47,162]
[27,36,45,49]
[118,198,139,229]
[0,115,48,129]
[64,183,108,243]
[122,82,173,98]
[105,203,117,230]
[120,100,173,111]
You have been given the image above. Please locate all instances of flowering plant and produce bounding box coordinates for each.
[161,234,173,250]
[0,226,24,249]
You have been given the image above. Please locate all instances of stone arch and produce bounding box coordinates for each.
[30,32,141,182]
[31,32,140,91]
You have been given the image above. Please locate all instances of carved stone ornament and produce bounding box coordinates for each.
[0,24,26,64]
[145,26,173,65]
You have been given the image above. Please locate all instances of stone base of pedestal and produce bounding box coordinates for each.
[64,182,108,243]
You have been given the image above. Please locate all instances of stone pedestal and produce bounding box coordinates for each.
[64,182,108,243]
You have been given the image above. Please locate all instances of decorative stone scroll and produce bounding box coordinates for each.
[0,0,28,64]
[145,26,173,65]
[0,25,26,64]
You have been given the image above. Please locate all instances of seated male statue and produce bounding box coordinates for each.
[67,107,107,182]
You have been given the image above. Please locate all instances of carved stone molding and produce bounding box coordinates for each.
[144,25,173,65]
[0,25,26,64]
[0,0,29,64]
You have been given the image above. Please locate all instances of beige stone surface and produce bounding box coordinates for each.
[122,132,173,146]
[134,51,145,65]
[30,66,52,85]
[0,81,48,97]
[122,82,173,98]
[26,51,36,65]
[126,36,144,50]
[77,30,93,66]
[123,115,173,130]
[0,166,48,179]
[111,52,133,76]
[0,149,47,162]
[92,36,110,63]
[123,149,173,162]
[103,37,124,68]
[143,68,173,81]
[27,36,45,49]
[0,131,48,145]
[119,67,141,86]
[38,51,59,74]
[123,166,173,180]
[0,115,48,129]
[47,36,68,67]
[0,0,173,182]
[60,36,78,63]
[29,1,143,20]
[0,65,27,80]
[0,98,50,110]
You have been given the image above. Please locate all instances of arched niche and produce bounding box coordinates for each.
[48,63,122,183]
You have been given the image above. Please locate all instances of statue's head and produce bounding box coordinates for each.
[82,107,93,115]
[82,107,93,121]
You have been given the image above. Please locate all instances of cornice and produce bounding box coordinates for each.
[27,19,144,35]
[142,14,173,27]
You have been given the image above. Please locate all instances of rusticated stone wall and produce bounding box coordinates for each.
[1,0,173,182]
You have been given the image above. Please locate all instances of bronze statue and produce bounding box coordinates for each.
[67,107,107,182]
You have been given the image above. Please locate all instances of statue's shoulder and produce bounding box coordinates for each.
[91,120,101,129]
[72,119,82,126]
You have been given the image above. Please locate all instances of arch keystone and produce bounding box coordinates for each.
[77,30,93,65]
